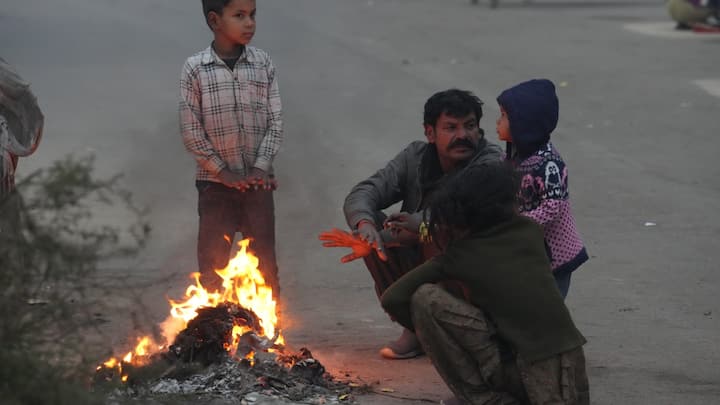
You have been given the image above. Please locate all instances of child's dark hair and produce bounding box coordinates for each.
[427,161,519,244]
[202,0,232,27]
[423,89,484,128]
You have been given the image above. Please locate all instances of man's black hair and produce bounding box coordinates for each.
[202,0,232,28]
[427,161,519,245]
[423,89,484,128]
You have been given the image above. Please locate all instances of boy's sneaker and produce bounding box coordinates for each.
[379,328,424,359]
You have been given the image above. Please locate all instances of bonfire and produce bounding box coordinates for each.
[94,239,349,402]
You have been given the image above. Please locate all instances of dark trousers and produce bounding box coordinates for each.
[196,181,279,296]
[411,284,590,405]
[360,212,424,299]
[363,246,423,299]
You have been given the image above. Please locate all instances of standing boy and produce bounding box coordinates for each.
[180,0,283,294]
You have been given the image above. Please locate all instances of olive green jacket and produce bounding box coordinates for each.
[381,216,586,363]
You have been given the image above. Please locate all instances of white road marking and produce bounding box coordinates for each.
[693,79,720,98]
[624,22,720,39]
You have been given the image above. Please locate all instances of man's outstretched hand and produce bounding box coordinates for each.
[319,228,387,263]
[356,220,386,259]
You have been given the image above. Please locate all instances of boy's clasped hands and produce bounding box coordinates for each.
[218,167,278,191]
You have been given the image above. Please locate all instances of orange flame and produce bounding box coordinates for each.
[98,239,282,380]
[165,239,282,351]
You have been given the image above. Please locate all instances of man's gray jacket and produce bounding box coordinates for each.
[344,139,503,229]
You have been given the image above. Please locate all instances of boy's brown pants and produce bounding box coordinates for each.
[196,182,279,296]
[410,284,590,405]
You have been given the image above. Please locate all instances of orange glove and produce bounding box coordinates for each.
[319,228,387,263]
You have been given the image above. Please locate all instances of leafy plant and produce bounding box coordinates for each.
[0,155,150,405]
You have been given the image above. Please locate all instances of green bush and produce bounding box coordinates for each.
[0,156,150,405]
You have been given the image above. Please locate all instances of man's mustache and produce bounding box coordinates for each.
[448,138,477,150]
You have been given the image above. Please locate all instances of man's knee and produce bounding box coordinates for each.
[410,283,445,318]
[411,282,443,303]
[365,247,421,298]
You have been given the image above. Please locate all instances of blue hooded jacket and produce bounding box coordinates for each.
[496,79,588,285]
[497,79,558,157]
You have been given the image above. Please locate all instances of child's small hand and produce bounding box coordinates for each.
[219,168,250,191]
[248,168,275,191]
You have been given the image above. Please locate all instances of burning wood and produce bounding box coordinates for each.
[167,302,280,365]
[279,347,327,385]
[96,331,349,403]
[94,239,355,403]
[97,239,282,377]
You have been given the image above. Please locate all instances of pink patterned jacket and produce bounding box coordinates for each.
[514,143,588,274]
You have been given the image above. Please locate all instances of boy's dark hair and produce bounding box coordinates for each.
[423,89,484,128]
[427,161,519,244]
[202,0,232,28]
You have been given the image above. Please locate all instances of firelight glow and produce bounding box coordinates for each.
[165,238,283,349]
[98,239,282,379]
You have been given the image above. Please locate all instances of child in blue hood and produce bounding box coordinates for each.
[496,79,588,298]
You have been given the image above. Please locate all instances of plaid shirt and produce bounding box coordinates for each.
[179,45,283,181]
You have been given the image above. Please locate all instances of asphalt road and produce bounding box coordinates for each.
[2,0,719,403]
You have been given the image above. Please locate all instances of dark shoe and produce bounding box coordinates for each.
[675,22,692,30]
[379,329,424,359]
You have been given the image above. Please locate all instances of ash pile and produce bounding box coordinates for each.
[97,303,355,404]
